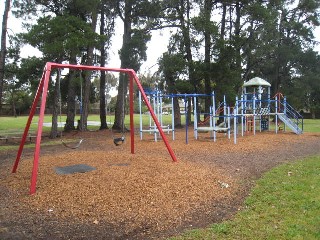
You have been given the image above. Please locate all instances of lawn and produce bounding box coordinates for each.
[0,115,318,134]
[0,114,181,135]
[170,155,320,240]
[169,118,320,240]
[302,119,320,132]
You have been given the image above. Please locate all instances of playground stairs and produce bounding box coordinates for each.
[277,101,303,134]
[278,114,303,134]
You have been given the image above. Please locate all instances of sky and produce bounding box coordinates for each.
[1,2,320,74]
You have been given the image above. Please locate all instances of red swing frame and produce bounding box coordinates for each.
[12,62,178,194]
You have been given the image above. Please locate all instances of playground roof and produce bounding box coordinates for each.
[243,77,271,87]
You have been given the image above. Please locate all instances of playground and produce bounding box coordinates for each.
[1,128,319,239]
[0,63,318,239]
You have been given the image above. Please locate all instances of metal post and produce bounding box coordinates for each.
[234,108,237,144]
[185,96,188,144]
[171,96,175,140]
[283,96,287,132]
[253,95,256,135]
[130,70,177,162]
[227,107,231,139]
[275,96,278,134]
[241,95,244,136]
[212,92,216,141]
[30,65,52,194]
[12,68,46,173]
[139,91,143,140]
[194,96,198,139]
[129,76,134,153]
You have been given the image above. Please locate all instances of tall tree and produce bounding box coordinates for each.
[79,0,99,131]
[192,0,217,113]
[240,0,319,96]
[113,0,160,130]
[99,0,116,130]
[20,14,102,133]
[0,0,11,114]
[13,0,107,133]
[158,52,186,128]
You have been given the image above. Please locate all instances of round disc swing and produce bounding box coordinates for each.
[57,69,84,149]
[111,76,126,146]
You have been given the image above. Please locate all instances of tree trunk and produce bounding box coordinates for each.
[0,0,10,114]
[64,57,77,131]
[173,97,182,128]
[113,72,128,131]
[220,3,226,41]
[11,90,16,117]
[113,0,132,131]
[179,0,194,123]
[243,19,254,81]
[204,0,213,115]
[50,71,60,138]
[234,1,242,82]
[272,9,285,96]
[79,7,98,131]
[99,2,108,130]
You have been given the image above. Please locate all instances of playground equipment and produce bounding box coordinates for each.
[137,77,303,145]
[240,77,303,135]
[12,62,178,194]
[194,93,233,142]
[138,90,174,141]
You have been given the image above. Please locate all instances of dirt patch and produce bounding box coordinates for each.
[1,129,320,239]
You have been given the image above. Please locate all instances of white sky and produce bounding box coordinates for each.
[1,2,320,74]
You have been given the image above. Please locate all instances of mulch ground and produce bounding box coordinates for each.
[0,128,320,240]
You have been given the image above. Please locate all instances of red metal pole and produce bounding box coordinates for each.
[129,70,178,162]
[129,75,135,154]
[12,68,46,173]
[30,64,52,194]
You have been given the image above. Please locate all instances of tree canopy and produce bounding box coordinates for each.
[0,0,320,122]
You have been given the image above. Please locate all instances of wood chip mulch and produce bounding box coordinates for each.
[1,129,320,239]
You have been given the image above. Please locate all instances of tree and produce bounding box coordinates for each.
[79,0,99,131]
[113,0,160,130]
[0,0,11,114]
[240,0,320,96]
[99,0,116,130]
[158,52,186,128]
[192,0,217,113]
[288,50,320,118]
[20,14,102,134]
[3,61,33,117]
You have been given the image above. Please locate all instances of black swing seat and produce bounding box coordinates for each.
[113,136,125,146]
[61,139,84,149]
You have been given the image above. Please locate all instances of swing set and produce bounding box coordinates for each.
[12,62,178,194]
[57,68,125,148]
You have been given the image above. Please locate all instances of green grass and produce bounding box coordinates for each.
[170,155,320,240]
[0,114,181,151]
[0,139,67,151]
[302,119,320,132]
[1,115,317,136]
[0,114,182,135]
[0,115,51,134]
